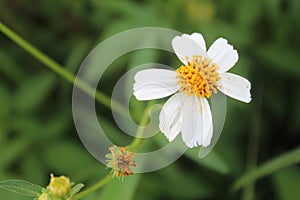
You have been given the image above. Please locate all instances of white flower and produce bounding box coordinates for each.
[133,33,251,148]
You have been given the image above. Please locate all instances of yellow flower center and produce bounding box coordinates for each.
[176,55,220,98]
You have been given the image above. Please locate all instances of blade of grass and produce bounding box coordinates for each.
[242,86,263,200]
[0,21,127,117]
[232,146,300,192]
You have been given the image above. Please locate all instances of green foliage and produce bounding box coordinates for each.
[69,183,84,198]
[0,178,84,200]
[185,148,230,174]
[1,0,300,199]
[0,180,42,198]
[272,167,300,200]
[98,175,140,200]
[233,147,300,191]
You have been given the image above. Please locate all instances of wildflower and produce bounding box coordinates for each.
[37,193,50,200]
[47,174,70,198]
[36,174,83,200]
[133,33,251,148]
[106,146,136,179]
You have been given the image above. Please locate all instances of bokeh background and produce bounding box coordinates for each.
[1,0,300,199]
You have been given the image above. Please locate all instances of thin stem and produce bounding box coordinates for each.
[242,87,263,200]
[0,21,151,199]
[72,174,112,200]
[127,102,154,150]
[232,146,300,192]
[71,102,153,199]
[0,21,127,117]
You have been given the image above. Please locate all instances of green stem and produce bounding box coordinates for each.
[127,102,154,150]
[0,21,127,117]
[0,21,152,199]
[232,146,300,192]
[71,102,153,199]
[72,174,112,200]
[242,88,263,200]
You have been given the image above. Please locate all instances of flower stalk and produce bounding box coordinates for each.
[0,21,127,117]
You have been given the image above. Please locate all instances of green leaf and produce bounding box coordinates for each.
[0,180,43,197]
[69,183,84,197]
[0,190,31,200]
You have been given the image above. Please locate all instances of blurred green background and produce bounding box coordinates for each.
[1,0,300,199]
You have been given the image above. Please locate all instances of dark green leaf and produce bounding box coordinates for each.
[0,180,43,197]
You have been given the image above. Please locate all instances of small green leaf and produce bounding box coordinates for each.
[69,183,84,197]
[0,180,43,197]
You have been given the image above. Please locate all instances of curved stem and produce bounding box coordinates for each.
[0,20,153,199]
[127,102,154,150]
[232,146,300,192]
[72,174,112,200]
[0,21,127,117]
[71,102,153,199]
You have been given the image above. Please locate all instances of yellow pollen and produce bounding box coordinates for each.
[176,55,220,98]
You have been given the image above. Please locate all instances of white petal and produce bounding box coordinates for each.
[218,72,252,103]
[133,69,180,100]
[181,96,213,148]
[172,34,208,65]
[159,92,186,141]
[207,38,239,73]
[196,98,213,147]
[189,33,206,52]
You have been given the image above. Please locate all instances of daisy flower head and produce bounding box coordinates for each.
[133,33,251,148]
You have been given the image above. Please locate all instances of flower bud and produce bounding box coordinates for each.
[47,174,70,197]
[106,146,136,179]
